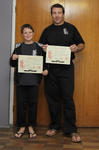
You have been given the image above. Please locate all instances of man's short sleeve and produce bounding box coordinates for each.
[73,26,85,45]
[39,29,48,44]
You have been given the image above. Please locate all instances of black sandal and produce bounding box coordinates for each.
[71,133,82,143]
[28,131,37,138]
[15,132,25,138]
[46,129,57,137]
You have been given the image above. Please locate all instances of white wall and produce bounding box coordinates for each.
[0,0,13,127]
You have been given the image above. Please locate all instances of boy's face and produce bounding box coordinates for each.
[22,28,34,43]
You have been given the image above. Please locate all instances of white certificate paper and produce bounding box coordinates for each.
[18,55,43,74]
[46,45,71,65]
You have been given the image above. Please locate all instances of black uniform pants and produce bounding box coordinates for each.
[44,64,77,134]
[16,85,38,127]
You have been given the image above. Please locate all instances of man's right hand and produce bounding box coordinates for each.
[42,44,48,52]
[12,54,19,60]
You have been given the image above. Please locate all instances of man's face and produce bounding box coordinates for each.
[51,7,64,25]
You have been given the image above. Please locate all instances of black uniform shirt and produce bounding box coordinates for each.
[39,21,85,66]
[10,42,42,86]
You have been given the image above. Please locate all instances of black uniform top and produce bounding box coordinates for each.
[39,21,85,68]
[10,42,44,86]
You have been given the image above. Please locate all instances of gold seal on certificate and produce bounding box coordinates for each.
[46,45,71,65]
[18,55,43,74]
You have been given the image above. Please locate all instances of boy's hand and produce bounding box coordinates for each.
[12,54,19,60]
[42,70,48,76]
[42,44,48,52]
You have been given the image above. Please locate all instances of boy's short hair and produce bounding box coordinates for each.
[51,3,65,15]
[21,24,34,33]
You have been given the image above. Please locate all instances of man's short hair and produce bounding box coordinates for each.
[51,3,65,15]
[21,24,34,34]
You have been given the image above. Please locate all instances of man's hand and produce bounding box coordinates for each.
[12,54,19,60]
[42,69,48,76]
[42,44,48,52]
[70,43,85,53]
[70,44,78,52]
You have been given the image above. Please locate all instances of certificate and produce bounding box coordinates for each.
[18,55,43,74]
[46,45,71,65]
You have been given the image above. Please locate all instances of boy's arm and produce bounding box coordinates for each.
[42,49,49,75]
[10,49,19,67]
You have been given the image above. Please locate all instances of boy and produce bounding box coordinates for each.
[10,24,48,138]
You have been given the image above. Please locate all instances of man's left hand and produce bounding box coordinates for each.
[70,44,78,53]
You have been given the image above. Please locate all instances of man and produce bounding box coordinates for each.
[39,3,85,142]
